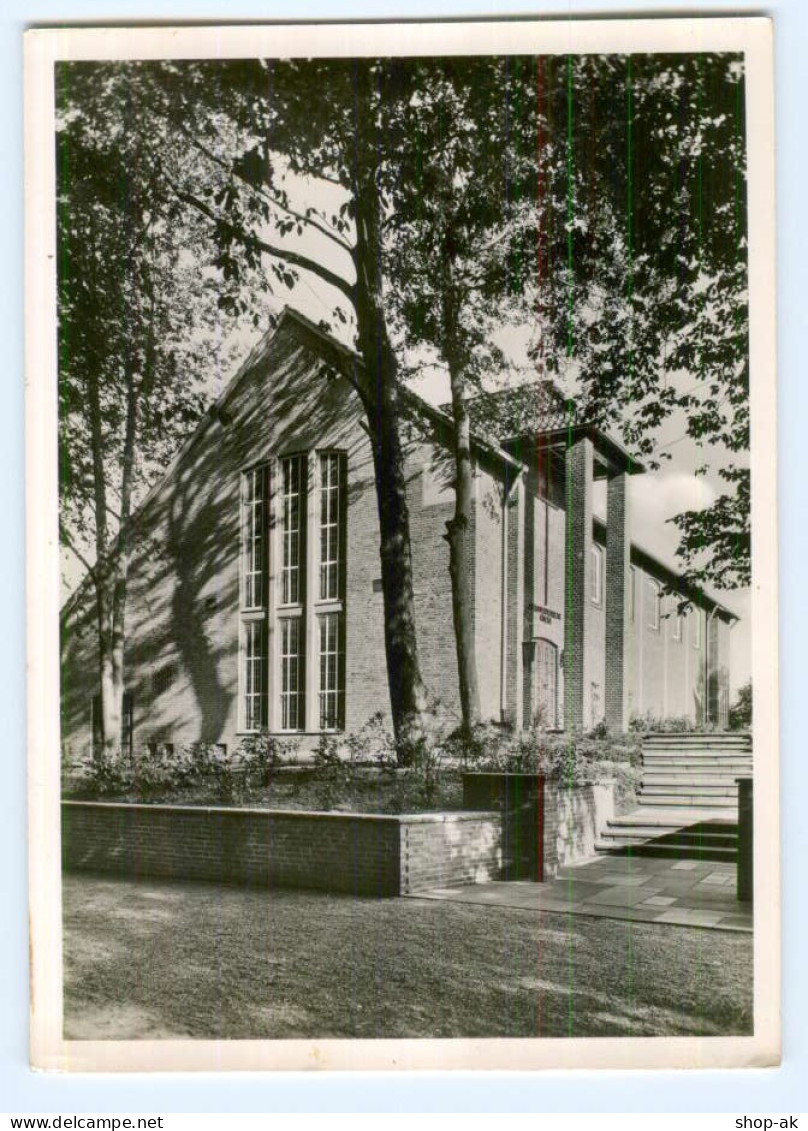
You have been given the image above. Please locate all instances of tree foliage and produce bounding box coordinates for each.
[534,54,749,588]
[57,62,263,751]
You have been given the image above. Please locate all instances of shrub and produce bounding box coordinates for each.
[71,748,135,798]
[628,711,710,734]
[236,731,296,787]
[729,681,752,731]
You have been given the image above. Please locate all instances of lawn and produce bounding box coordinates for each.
[62,873,752,1040]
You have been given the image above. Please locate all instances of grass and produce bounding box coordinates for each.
[62,873,752,1040]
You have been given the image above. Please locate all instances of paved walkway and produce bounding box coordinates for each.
[410,853,752,933]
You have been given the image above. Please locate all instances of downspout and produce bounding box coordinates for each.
[500,470,523,724]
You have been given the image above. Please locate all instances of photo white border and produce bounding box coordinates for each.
[24,15,778,1074]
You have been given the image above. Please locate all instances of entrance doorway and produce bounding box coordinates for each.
[535,638,558,730]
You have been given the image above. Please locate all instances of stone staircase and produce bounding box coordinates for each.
[596,732,752,862]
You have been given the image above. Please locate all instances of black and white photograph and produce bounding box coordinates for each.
[25,18,778,1072]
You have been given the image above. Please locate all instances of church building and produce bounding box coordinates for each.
[60,307,737,761]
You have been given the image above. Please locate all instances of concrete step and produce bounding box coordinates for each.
[599,834,737,853]
[595,839,737,862]
[636,793,739,809]
[642,733,751,744]
[642,772,750,785]
[642,750,753,761]
[601,821,736,842]
[641,782,740,795]
[638,760,751,769]
[606,815,735,832]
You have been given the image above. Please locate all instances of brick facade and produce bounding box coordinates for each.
[60,309,737,765]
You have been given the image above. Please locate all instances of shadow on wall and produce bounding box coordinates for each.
[62,329,376,753]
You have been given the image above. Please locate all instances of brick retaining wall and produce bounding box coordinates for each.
[61,802,502,897]
[542,782,615,877]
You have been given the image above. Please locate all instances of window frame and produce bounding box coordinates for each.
[692,608,702,650]
[629,566,636,624]
[242,464,267,612]
[242,617,266,732]
[646,578,661,632]
[239,463,269,733]
[239,450,347,736]
[318,609,346,731]
[279,453,306,609]
[672,610,682,641]
[590,544,604,607]
[279,613,305,732]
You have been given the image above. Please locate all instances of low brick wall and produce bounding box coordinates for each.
[542,782,615,878]
[399,812,503,894]
[462,774,616,880]
[61,802,502,897]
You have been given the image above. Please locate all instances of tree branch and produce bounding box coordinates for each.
[169,179,357,305]
[167,116,356,256]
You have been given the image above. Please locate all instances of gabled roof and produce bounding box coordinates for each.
[60,307,524,621]
[276,308,525,477]
[462,380,571,436]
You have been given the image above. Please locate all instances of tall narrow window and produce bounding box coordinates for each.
[280,617,304,730]
[647,579,661,631]
[241,465,268,731]
[316,452,347,730]
[320,452,343,600]
[281,455,305,606]
[672,611,682,641]
[692,608,702,649]
[590,545,603,606]
[629,567,637,624]
[243,466,266,609]
[243,621,265,730]
[319,612,345,730]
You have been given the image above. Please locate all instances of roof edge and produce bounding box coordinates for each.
[592,515,739,622]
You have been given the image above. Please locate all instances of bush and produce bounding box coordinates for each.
[74,747,135,798]
[461,722,640,777]
[729,681,752,731]
[236,731,296,788]
[628,711,711,734]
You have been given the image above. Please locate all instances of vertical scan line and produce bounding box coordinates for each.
[734,65,744,577]
[626,56,633,393]
[566,56,574,359]
[695,55,706,1038]
[565,399,574,1039]
[625,55,635,1028]
[536,54,544,1040]
[565,56,576,1037]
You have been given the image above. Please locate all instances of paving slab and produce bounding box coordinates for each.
[408,852,753,933]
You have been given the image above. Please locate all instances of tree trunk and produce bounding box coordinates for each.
[93,577,119,756]
[351,83,428,760]
[88,339,139,759]
[445,355,482,739]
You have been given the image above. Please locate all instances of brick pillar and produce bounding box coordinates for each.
[564,437,593,731]
[605,471,631,731]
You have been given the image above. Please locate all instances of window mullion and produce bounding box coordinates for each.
[266,460,278,733]
[304,450,319,732]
